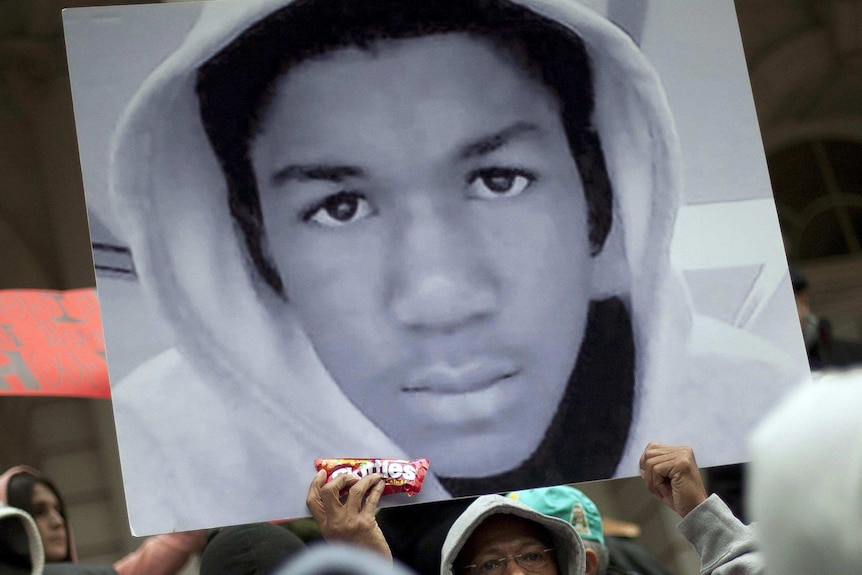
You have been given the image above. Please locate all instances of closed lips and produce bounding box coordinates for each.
[403,358,521,394]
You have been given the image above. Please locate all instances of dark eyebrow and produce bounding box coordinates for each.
[271,164,364,186]
[457,122,541,161]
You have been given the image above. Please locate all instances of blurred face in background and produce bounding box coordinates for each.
[30,482,68,562]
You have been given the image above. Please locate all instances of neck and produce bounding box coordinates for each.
[439,297,635,495]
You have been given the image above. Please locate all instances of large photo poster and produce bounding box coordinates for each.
[63,0,810,535]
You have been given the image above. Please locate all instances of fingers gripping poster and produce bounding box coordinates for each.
[62,0,811,534]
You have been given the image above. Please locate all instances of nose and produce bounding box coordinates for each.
[387,199,500,332]
[47,509,64,528]
[504,559,528,575]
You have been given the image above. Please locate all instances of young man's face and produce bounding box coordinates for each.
[251,33,594,477]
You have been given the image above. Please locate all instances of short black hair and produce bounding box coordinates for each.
[197,0,613,296]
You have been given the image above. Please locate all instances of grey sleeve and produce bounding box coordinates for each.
[676,494,764,575]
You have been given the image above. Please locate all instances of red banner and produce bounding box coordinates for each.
[0,288,109,398]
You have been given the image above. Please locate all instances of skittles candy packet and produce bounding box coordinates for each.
[315,458,429,496]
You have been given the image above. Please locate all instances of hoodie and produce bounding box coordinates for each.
[0,468,204,575]
[90,0,802,534]
[0,502,44,575]
[440,495,586,575]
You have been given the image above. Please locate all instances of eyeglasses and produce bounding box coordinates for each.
[461,548,555,574]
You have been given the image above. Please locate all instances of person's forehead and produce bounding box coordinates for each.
[466,514,551,555]
[270,32,549,108]
[31,482,58,503]
[254,32,563,168]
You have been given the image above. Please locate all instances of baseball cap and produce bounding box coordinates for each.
[508,485,605,545]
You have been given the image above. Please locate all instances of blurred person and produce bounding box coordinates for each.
[748,376,862,574]
[275,543,418,575]
[95,0,803,533]
[199,523,306,575]
[791,266,862,370]
[0,467,205,575]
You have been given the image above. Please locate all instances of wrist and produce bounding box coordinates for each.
[678,492,709,518]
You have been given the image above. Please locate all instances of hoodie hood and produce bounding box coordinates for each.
[99,0,788,534]
[0,467,75,564]
[0,502,45,575]
[111,0,685,418]
[440,494,586,575]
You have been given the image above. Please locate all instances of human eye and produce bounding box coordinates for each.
[517,547,552,569]
[467,168,535,199]
[300,191,374,227]
[476,559,503,574]
[520,551,543,564]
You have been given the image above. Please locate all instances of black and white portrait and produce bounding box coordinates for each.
[62,0,810,535]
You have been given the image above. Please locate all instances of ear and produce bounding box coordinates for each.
[584,547,599,575]
[590,222,629,299]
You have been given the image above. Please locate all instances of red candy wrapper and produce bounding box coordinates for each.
[315,458,429,497]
